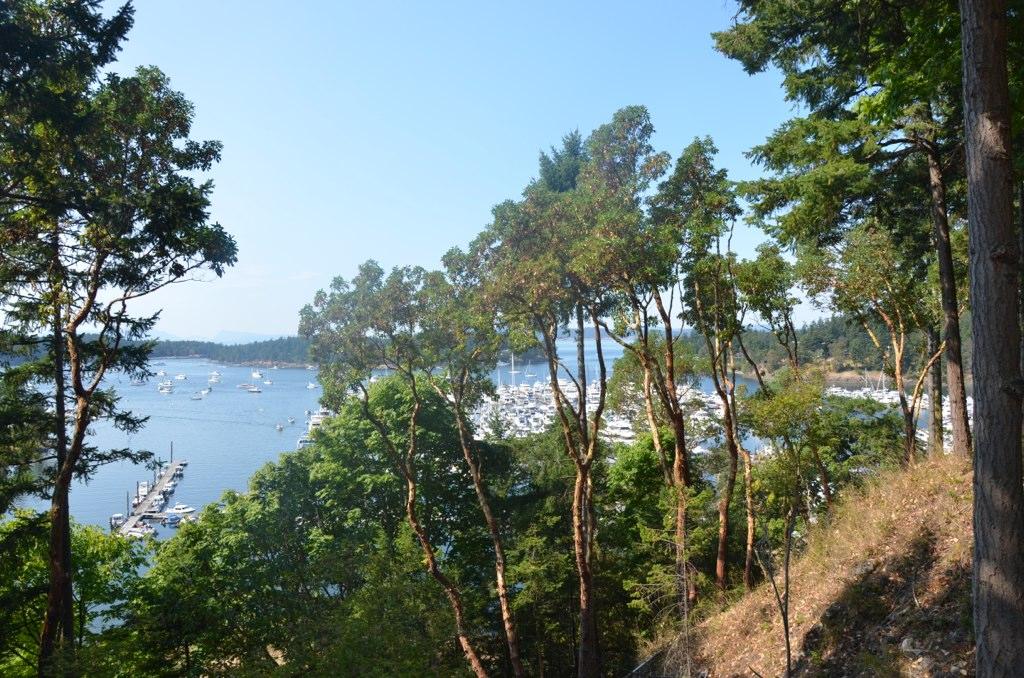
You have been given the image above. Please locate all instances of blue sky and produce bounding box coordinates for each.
[108,1,800,341]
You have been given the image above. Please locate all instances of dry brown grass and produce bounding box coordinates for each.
[677,453,973,677]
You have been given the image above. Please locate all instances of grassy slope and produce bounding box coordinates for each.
[677,455,974,677]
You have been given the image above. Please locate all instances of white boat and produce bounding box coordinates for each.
[287,416,296,424]
[306,381,318,390]
[251,369,263,379]
[275,423,284,431]
[175,373,187,380]
[138,481,150,497]
[247,385,262,393]
[109,513,126,529]
[263,379,273,385]
[166,503,196,514]
[190,392,203,400]
[271,365,279,370]
[296,436,313,449]
[200,387,211,395]
[156,370,167,377]
[237,382,254,389]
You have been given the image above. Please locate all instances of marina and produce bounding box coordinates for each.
[114,459,190,537]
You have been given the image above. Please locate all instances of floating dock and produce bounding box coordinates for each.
[117,459,186,535]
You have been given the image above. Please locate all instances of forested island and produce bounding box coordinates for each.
[2,1,1022,677]
[150,336,312,366]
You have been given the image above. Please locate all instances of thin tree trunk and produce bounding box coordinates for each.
[360,392,487,678]
[927,326,945,455]
[925,145,973,458]
[573,464,600,678]
[959,1,1024,673]
[741,446,755,591]
[453,413,524,678]
[715,393,739,591]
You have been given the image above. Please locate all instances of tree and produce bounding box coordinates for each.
[958,0,1024,673]
[1,62,237,672]
[420,253,525,677]
[715,0,975,459]
[800,224,942,464]
[300,262,489,678]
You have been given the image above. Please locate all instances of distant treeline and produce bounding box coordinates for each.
[151,336,311,364]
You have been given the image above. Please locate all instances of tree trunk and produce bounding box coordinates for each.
[405,472,488,678]
[39,299,74,677]
[453,415,524,677]
[927,326,945,455]
[959,1,1024,674]
[573,464,600,678]
[741,447,755,591]
[715,399,739,591]
[926,142,973,459]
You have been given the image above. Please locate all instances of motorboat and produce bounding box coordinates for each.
[175,373,187,380]
[247,385,262,393]
[251,369,263,379]
[166,503,196,514]
[306,381,318,390]
[287,416,296,424]
[156,369,167,377]
[109,513,126,529]
[163,514,182,527]
[237,382,254,389]
[275,423,284,431]
[263,379,273,385]
[296,436,313,449]
[190,392,203,400]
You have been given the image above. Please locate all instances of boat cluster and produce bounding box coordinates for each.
[469,380,728,445]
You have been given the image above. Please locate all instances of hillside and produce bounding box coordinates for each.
[668,455,973,677]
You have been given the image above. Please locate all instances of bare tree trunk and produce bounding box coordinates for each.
[959,1,1024,673]
[573,464,600,678]
[715,397,739,591]
[453,414,524,677]
[926,144,973,458]
[405,473,488,678]
[927,326,945,455]
[741,446,755,591]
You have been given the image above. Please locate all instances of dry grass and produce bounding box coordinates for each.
[675,454,973,677]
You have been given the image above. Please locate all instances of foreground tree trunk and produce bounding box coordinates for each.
[959,1,1024,674]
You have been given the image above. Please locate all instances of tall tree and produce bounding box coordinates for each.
[715,0,975,459]
[1,64,236,673]
[421,253,525,677]
[959,0,1024,673]
[300,262,489,678]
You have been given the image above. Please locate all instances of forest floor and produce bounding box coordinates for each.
[664,453,974,677]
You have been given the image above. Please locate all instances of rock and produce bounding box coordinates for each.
[851,560,876,578]
[901,637,924,657]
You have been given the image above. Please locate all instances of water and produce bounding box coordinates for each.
[28,358,322,535]
[33,336,755,535]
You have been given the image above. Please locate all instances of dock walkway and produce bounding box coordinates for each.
[118,460,186,535]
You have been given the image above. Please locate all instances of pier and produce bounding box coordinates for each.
[116,459,187,535]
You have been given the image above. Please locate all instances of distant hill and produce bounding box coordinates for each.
[151,336,311,365]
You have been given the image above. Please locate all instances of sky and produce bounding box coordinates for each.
[105,1,801,342]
